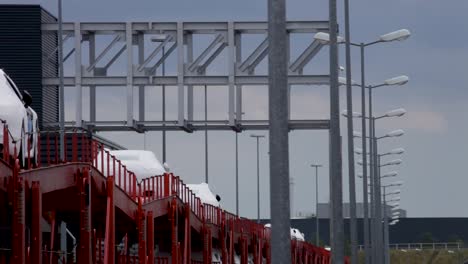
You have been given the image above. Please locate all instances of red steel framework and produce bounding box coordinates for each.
[0,121,345,264]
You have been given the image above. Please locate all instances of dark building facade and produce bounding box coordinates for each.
[0,4,58,128]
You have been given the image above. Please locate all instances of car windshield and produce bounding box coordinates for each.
[4,74,22,100]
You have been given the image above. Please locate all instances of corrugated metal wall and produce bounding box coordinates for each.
[0,4,58,129]
[41,8,59,126]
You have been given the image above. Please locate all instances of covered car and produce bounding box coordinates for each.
[96,150,166,181]
[0,69,39,165]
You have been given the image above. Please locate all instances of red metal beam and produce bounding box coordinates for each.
[183,204,191,264]
[229,219,234,264]
[240,234,247,264]
[48,212,56,264]
[91,166,138,218]
[78,169,92,264]
[104,176,115,264]
[30,181,42,264]
[11,160,25,264]
[220,219,227,264]
[138,193,147,264]
[147,211,154,264]
[171,198,178,264]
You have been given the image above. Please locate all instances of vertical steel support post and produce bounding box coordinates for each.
[204,84,208,184]
[268,0,291,263]
[126,22,134,127]
[12,161,25,264]
[104,176,115,264]
[162,45,167,163]
[60,222,67,263]
[164,173,170,197]
[138,33,146,124]
[147,211,154,264]
[75,22,82,128]
[138,192,147,264]
[329,0,345,260]
[235,30,242,216]
[253,234,258,264]
[229,219,234,264]
[89,33,97,123]
[228,22,235,126]
[235,132,240,216]
[184,204,191,264]
[240,234,247,264]
[49,212,56,264]
[187,34,194,123]
[31,181,42,264]
[78,169,91,264]
[208,229,212,264]
[177,22,185,127]
[171,198,178,264]
[59,221,67,263]
[221,219,227,264]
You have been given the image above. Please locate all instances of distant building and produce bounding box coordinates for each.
[316,203,407,219]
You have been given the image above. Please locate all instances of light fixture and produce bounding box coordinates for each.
[386,129,405,138]
[383,171,398,178]
[313,32,345,44]
[385,108,407,118]
[384,75,409,86]
[390,148,405,155]
[342,110,362,118]
[379,29,411,42]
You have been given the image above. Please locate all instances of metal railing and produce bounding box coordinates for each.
[358,242,463,251]
[0,119,335,263]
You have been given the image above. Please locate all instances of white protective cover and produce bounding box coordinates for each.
[96,150,166,181]
[0,69,38,162]
[186,183,220,207]
[264,224,305,241]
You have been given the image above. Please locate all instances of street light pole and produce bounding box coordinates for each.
[368,86,378,263]
[251,135,265,223]
[359,43,371,264]
[328,0,345,260]
[343,0,358,261]
[373,132,383,263]
[311,164,323,246]
[268,0,291,262]
[382,183,403,264]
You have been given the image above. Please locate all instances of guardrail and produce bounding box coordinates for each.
[358,242,463,251]
[0,120,336,263]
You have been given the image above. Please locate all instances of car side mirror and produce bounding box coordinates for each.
[21,90,32,107]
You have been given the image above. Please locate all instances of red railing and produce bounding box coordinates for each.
[0,121,336,262]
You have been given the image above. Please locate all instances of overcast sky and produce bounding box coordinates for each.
[3,0,468,218]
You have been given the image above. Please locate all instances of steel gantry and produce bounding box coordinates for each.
[41,21,330,132]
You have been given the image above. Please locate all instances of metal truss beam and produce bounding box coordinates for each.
[43,120,330,132]
[290,40,323,73]
[239,37,268,72]
[42,21,329,33]
[41,20,330,132]
[43,75,329,86]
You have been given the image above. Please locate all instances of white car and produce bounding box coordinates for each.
[0,69,39,165]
